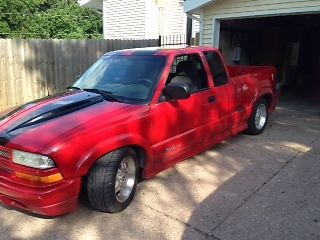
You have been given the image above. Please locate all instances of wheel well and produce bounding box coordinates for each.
[129,145,148,169]
[261,94,272,108]
[83,145,148,179]
[128,145,148,181]
[81,145,148,196]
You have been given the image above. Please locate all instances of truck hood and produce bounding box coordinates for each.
[0,91,132,151]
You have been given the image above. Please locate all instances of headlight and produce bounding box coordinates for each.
[12,150,55,169]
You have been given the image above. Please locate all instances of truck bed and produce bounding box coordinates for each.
[227,65,276,79]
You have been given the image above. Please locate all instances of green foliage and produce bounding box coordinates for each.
[0,0,103,39]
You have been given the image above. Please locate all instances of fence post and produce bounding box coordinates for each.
[158,35,162,47]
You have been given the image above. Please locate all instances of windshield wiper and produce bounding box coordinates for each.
[83,88,123,103]
[66,86,82,91]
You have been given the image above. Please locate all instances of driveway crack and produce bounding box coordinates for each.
[143,203,222,240]
[311,135,320,144]
[269,120,320,134]
[269,141,320,156]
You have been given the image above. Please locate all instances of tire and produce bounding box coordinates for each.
[87,148,139,213]
[246,98,269,135]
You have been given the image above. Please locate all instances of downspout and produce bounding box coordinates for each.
[186,13,202,45]
[102,0,107,39]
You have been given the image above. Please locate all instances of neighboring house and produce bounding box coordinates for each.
[80,0,199,40]
[184,0,320,104]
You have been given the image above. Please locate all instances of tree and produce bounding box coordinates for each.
[0,0,103,39]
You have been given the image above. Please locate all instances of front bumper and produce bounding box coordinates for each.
[0,151,81,217]
[0,171,81,216]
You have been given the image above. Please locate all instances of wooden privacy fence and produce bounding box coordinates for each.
[0,38,158,111]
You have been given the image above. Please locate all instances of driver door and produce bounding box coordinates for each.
[149,53,213,165]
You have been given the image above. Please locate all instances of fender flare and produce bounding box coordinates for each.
[252,88,273,109]
[74,134,153,176]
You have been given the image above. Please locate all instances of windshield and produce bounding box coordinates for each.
[74,55,167,104]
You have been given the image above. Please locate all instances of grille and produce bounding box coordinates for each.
[0,149,10,159]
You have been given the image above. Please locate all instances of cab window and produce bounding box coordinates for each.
[166,53,209,93]
[204,51,228,87]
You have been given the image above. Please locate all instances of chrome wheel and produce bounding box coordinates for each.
[115,156,136,203]
[255,104,267,130]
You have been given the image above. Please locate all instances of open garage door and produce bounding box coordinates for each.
[218,14,320,104]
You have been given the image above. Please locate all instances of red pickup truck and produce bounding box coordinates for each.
[0,47,279,216]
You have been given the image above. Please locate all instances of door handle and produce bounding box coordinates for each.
[208,96,216,103]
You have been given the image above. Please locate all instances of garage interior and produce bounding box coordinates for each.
[218,14,320,104]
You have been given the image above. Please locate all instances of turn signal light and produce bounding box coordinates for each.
[15,172,64,184]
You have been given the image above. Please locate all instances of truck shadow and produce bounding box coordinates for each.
[180,102,320,239]
[180,145,319,240]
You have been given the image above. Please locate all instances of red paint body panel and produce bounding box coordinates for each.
[0,47,279,216]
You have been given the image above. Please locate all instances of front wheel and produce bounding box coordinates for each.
[87,148,139,213]
[246,98,269,135]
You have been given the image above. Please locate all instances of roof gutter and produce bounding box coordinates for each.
[184,0,216,13]
[186,13,200,21]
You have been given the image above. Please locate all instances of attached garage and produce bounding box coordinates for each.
[185,0,320,102]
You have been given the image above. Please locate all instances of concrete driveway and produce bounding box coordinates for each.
[1,99,320,240]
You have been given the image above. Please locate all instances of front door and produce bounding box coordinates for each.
[149,53,213,165]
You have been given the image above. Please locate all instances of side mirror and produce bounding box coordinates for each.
[163,82,191,100]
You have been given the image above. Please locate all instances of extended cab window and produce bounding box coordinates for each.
[204,51,228,87]
[166,53,208,93]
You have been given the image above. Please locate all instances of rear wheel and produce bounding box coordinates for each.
[246,98,269,135]
[87,148,139,213]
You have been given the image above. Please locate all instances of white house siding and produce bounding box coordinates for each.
[103,0,146,39]
[158,0,186,35]
[145,0,159,39]
[201,0,320,45]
